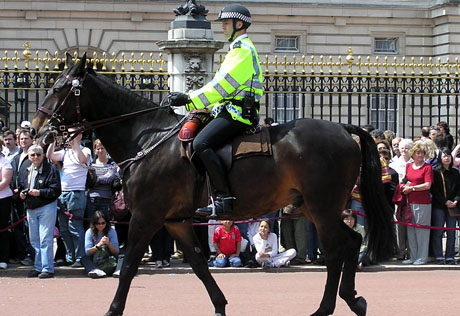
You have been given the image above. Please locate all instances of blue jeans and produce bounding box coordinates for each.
[86,196,111,220]
[58,191,87,262]
[27,201,57,273]
[432,207,459,261]
[350,199,366,227]
[212,256,242,267]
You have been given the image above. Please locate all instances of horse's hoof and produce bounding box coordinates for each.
[350,296,367,316]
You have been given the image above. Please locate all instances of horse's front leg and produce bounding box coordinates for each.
[105,212,161,316]
[166,219,228,316]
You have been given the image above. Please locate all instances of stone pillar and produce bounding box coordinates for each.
[156,1,224,114]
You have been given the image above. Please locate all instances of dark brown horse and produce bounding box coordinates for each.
[32,54,394,316]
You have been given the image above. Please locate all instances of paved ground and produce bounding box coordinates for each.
[1,259,460,315]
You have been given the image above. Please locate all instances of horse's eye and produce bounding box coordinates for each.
[53,87,60,93]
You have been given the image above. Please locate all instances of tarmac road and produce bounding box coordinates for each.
[1,269,460,315]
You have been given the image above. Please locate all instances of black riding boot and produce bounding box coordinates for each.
[195,148,234,217]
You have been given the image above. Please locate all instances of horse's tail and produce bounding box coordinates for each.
[342,124,395,262]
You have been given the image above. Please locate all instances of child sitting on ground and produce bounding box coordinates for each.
[253,220,296,268]
[209,220,242,267]
[341,209,369,271]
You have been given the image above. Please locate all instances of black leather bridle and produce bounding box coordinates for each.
[38,72,173,142]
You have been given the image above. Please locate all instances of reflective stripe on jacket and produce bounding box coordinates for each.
[186,34,263,125]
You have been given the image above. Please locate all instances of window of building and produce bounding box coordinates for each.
[374,37,398,54]
[271,93,300,123]
[371,94,398,132]
[274,36,299,52]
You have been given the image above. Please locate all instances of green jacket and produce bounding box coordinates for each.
[186,34,263,125]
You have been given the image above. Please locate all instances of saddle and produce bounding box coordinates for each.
[178,110,272,171]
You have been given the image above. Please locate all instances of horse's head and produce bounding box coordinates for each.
[32,52,89,145]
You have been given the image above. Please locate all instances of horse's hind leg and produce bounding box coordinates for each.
[166,219,228,316]
[310,218,351,316]
[105,214,161,316]
[338,223,367,316]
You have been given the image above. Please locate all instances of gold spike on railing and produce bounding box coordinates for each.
[101,52,108,71]
[357,56,362,75]
[13,51,20,69]
[2,51,9,70]
[53,52,60,70]
[33,51,40,70]
[110,53,117,72]
[158,53,165,72]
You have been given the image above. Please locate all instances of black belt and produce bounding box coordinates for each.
[225,99,260,109]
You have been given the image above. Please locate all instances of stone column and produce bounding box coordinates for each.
[156,1,224,114]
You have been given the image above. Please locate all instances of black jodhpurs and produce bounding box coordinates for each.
[193,108,248,195]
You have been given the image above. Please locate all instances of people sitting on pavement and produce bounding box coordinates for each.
[209,220,242,267]
[341,209,368,272]
[253,220,296,269]
[81,211,122,278]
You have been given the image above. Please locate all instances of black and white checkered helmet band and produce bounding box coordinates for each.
[218,11,251,24]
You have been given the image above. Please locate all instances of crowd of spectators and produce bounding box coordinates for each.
[0,121,127,279]
[1,117,460,277]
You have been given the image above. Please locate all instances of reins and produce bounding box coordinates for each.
[116,115,187,170]
[40,71,185,170]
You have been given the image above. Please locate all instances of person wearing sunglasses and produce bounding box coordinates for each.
[19,145,61,278]
[81,211,121,278]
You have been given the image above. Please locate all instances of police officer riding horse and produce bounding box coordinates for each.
[169,4,263,218]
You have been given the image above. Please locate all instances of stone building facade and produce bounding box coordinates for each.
[1,0,459,60]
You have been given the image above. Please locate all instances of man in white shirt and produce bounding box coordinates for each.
[47,128,91,267]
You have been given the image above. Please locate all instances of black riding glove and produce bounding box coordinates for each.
[168,92,190,107]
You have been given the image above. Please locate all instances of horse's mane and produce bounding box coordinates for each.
[91,69,162,112]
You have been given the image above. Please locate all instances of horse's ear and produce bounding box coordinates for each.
[66,53,74,67]
[74,53,87,75]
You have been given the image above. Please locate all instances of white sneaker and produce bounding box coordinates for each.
[113,270,120,278]
[88,268,106,278]
[402,259,414,265]
[155,260,163,269]
[0,262,7,269]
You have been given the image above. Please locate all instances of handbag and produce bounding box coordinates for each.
[392,183,412,223]
[93,245,117,275]
[85,166,97,189]
[440,172,460,217]
[110,190,128,220]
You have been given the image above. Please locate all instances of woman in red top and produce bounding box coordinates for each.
[401,142,433,265]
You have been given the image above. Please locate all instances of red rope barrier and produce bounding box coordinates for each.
[353,209,460,231]
[2,209,459,232]
[0,216,27,233]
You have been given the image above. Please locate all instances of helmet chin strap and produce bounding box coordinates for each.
[228,19,245,42]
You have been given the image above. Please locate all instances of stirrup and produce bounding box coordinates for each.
[195,196,234,218]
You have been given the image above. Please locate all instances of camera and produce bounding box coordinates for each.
[20,189,29,195]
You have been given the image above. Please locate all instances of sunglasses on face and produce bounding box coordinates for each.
[29,153,42,157]
[95,221,106,225]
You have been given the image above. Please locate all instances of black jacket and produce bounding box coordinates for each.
[11,152,31,190]
[18,160,61,210]
[431,166,460,210]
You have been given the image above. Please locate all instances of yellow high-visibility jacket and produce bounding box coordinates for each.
[186,34,263,125]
